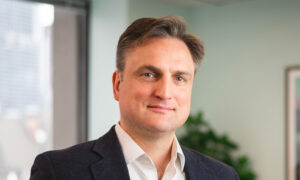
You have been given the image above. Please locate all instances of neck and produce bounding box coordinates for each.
[119,121,175,179]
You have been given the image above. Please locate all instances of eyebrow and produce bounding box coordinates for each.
[134,65,161,75]
[133,65,193,78]
[174,71,193,78]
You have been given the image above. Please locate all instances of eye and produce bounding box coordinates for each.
[144,73,153,78]
[176,76,184,82]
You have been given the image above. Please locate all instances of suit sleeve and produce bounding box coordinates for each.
[231,167,240,180]
[30,153,56,180]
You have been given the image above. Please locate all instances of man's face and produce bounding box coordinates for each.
[113,37,195,135]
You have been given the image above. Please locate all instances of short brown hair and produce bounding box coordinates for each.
[116,16,204,72]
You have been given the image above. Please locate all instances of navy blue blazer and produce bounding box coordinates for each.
[30,126,239,180]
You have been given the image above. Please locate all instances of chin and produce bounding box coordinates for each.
[144,119,180,133]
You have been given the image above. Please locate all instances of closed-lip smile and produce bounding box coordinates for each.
[147,105,175,112]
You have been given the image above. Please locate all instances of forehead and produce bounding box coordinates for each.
[124,37,194,72]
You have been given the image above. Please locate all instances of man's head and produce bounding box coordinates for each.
[112,16,204,137]
[116,16,204,73]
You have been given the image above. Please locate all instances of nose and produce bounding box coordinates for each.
[154,76,172,100]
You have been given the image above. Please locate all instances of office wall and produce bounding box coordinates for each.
[128,0,190,22]
[88,0,128,139]
[188,0,300,179]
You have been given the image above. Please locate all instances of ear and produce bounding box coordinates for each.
[112,70,121,101]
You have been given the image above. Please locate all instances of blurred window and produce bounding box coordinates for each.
[0,0,88,179]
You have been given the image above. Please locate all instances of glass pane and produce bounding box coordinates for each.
[0,0,53,179]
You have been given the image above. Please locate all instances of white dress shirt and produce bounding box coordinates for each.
[115,123,186,180]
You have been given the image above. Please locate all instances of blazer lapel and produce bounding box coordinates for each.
[183,147,213,180]
[90,126,130,180]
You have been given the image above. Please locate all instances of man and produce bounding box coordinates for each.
[30,16,239,180]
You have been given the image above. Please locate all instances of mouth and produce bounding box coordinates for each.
[147,105,175,112]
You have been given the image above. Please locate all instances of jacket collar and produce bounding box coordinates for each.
[182,146,213,180]
[89,126,130,180]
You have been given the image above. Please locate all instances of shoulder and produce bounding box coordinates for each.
[182,146,239,180]
[30,140,100,180]
[34,125,118,164]
[41,139,99,162]
[30,126,122,180]
[30,126,120,180]
[182,146,232,170]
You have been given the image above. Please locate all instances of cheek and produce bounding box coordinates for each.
[134,85,153,100]
[178,90,191,119]
[176,88,192,119]
[119,84,153,110]
[177,88,192,105]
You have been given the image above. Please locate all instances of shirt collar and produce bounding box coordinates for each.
[115,123,145,164]
[115,123,185,172]
[173,135,185,172]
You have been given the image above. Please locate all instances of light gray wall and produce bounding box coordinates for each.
[128,0,190,22]
[188,0,300,179]
[88,0,128,139]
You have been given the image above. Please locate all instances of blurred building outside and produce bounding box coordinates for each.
[0,1,54,180]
